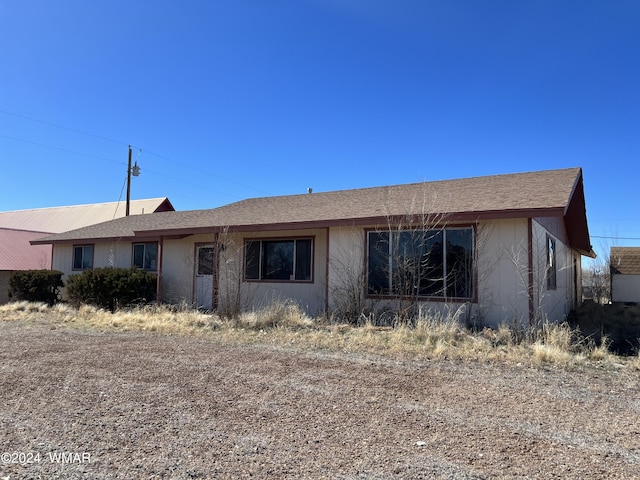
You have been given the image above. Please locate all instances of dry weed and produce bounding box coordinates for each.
[236,301,313,329]
[531,342,584,366]
[0,301,635,370]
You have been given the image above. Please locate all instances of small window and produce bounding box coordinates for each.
[133,243,158,271]
[73,245,94,270]
[244,238,313,282]
[197,246,215,276]
[547,235,557,289]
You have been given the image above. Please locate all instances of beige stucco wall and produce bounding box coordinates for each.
[161,233,212,306]
[50,230,329,313]
[52,242,133,300]
[475,218,580,326]
[325,220,532,326]
[49,217,582,324]
[531,219,579,324]
[326,226,366,316]
[325,218,579,327]
[474,218,530,326]
[219,228,328,315]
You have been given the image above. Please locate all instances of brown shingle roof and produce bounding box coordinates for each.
[33,168,592,254]
[611,247,640,275]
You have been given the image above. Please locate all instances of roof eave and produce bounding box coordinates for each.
[562,169,593,257]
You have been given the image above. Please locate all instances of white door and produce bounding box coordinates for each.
[195,244,215,310]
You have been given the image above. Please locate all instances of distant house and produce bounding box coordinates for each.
[34,168,593,326]
[0,198,174,304]
[610,247,640,304]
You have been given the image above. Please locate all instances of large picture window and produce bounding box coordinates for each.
[244,238,313,281]
[73,244,94,270]
[133,242,158,271]
[367,228,474,299]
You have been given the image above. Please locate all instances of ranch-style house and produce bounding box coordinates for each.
[33,167,594,326]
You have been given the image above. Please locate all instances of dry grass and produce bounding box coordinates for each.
[0,301,637,370]
[0,301,222,335]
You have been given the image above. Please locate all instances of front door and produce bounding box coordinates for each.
[195,244,215,310]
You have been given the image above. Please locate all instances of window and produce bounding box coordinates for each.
[133,243,158,271]
[244,238,313,281]
[73,245,94,270]
[367,228,473,299]
[546,235,557,289]
[197,246,215,276]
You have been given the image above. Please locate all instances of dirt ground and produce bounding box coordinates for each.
[1,320,639,479]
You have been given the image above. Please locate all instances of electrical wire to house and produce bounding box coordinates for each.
[0,109,272,198]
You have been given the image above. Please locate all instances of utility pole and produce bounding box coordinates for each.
[126,145,133,216]
[125,145,141,216]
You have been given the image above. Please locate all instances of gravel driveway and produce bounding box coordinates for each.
[1,320,639,479]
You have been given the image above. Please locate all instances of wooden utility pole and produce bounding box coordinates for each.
[126,145,132,216]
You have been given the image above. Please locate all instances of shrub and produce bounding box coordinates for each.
[8,270,64,306]
[66,267,157,312]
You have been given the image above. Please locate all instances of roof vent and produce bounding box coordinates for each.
[307,187,313,194]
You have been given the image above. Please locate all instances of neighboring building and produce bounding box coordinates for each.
[0,228,53,304]
[33,168,593,327]
[610,247,640,304]
[0,198,174,304]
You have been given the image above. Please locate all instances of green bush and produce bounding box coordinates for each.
[66,267,157,312]
[8,270,64,306]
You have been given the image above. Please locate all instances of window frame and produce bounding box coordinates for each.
[72,244,94,271]
[132,242,159,272]
[243,236,314,283]
[366,226,475,301]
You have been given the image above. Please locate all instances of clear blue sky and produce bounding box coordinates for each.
[1,1,638,261]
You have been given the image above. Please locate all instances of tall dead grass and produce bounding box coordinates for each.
[0,301,635,369]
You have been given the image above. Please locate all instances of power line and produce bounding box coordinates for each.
[0,133,125,166]
[591,235,640,240]
[0,131,243,200]
[141,148,272,197]
[0,109,127,147]
[1,109,272,196]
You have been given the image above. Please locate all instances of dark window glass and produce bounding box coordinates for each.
[263,240,294,280]
[368,232,390,294]
[446,229,473,298]
[73,246,83,270]
[367,228,473,299]
[133,243,158,271]
[244,238,313,281]
[295,239,312,281]
[414,230,444,297]
[133,244,145,268]
[145,243,158,271]
[197,247,214,276]
[245,241,261,280]
[73,245,93,270]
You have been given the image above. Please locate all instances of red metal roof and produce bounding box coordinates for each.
[0,228,52,271]
[0,198,173,272]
